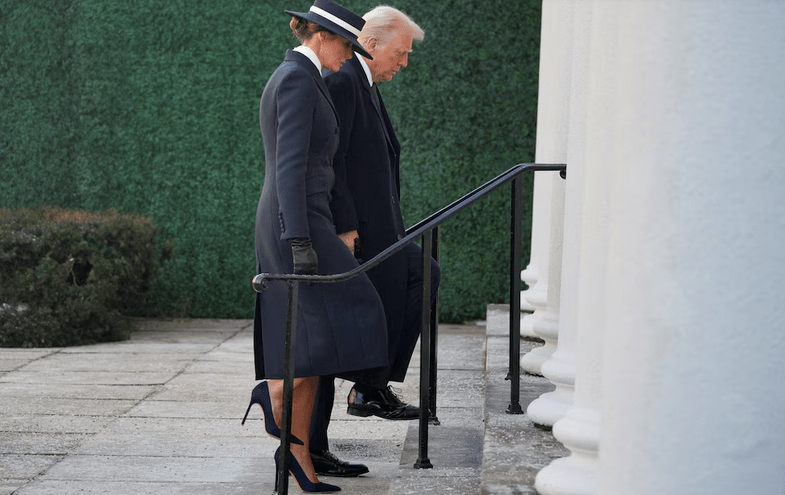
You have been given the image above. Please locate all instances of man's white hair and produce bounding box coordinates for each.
[360,5,424,46]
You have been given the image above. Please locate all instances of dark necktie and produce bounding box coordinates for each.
[370,83,381,108]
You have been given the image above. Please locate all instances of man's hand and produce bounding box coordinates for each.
[338,230,359,255]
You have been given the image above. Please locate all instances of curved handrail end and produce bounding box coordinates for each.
[252,274,270,293]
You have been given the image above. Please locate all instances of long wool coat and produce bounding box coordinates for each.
[325,56,415,383]
[253,50,388,380]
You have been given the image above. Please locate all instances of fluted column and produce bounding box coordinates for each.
[520,0,569,376]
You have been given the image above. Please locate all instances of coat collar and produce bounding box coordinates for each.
[285,49,338,119]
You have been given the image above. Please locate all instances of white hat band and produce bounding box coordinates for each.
[309,5,361,38]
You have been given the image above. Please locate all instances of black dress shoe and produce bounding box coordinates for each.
[346,385,420,420]
[310,450,369,477]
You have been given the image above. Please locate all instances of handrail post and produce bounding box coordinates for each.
[414,230,434,469]
[276,280,300,494]
[507,175,524,414]
[428,227,440,425]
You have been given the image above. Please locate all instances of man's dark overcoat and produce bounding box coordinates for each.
[325,55,419,384]
[254,50,388,380]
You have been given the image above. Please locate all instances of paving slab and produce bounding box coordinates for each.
[0,350,60,373]
[123,399,241,419]
[1,480,26,495]
[73,430,272,458]
[0,313,566,494]
[0,415,116,435]
[0,370,178,386]
[434,369,486,409]
[18,352,194,373]
[61,341,220,354]
[0,383,156,400]
[131,319,251,332]
[0,432,84,455]
[41,454,261,483]
[11,480,269,495]
[1,397,138,417]
[391,471,482,495]
[149,374,255,403]
[0,453,64,481]
[127,330,240,345]
[180,358,254,374]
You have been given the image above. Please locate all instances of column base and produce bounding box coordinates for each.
[535,407,600,495]
[520,290,537,312]
[527,385,573,427]
[528,350,577,425]
[521,341,556,375]
[535,455,598,495]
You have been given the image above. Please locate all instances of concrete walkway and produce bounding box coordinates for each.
[0,308,566,494]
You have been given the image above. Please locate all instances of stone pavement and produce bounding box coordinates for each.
[0,307,567,494]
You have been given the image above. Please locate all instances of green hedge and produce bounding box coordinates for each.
[0,206,162,347]
[0,0,541,322]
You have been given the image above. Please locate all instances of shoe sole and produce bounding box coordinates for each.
[346,405,374,417]
[315,468,370,478]
[347,405,419,420]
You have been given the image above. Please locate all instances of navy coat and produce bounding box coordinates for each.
[325,56,412,379]
[254,50,388,380]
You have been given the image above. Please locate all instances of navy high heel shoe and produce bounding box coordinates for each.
[274,447,341,492]
[242,381,303,445]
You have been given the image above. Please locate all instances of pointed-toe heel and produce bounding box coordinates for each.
[242,381,303,445]
[274,448,341,492]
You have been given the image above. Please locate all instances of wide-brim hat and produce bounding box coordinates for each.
[285,0,372,60]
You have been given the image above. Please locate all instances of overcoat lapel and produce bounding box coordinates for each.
[350,57,396,151]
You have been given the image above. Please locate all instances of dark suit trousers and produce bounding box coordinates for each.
[310,242,440,450]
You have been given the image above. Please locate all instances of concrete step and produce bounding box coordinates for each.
[389,323,487,494]
[480,305,569,495]
[384,305,568,495]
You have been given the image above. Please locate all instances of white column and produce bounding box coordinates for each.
[520,0,570,376]
[536,0,602,490]
[522,179,564,376]
[586,2,785,494]
[520,172,553,335]
[528,0,584,428]
[520,172,553,317]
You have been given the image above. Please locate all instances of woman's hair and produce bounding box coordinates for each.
[290,16,330,42]
[360,6,424,47]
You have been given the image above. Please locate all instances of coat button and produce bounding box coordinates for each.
[397,234,403,241]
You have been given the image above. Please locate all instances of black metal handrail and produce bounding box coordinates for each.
[253,162,566,494]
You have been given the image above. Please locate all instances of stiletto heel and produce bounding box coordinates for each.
[242,381,303,445]
[274,447,340,492]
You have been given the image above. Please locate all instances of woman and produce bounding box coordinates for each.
[242,0,388,492]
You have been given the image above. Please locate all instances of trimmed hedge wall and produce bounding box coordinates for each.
[0,0,541,322]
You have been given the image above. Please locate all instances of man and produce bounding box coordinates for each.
[308,6,440,477]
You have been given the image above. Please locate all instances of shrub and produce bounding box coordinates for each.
[0,206,161,347]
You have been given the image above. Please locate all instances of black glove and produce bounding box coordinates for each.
[290,238,318,275]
